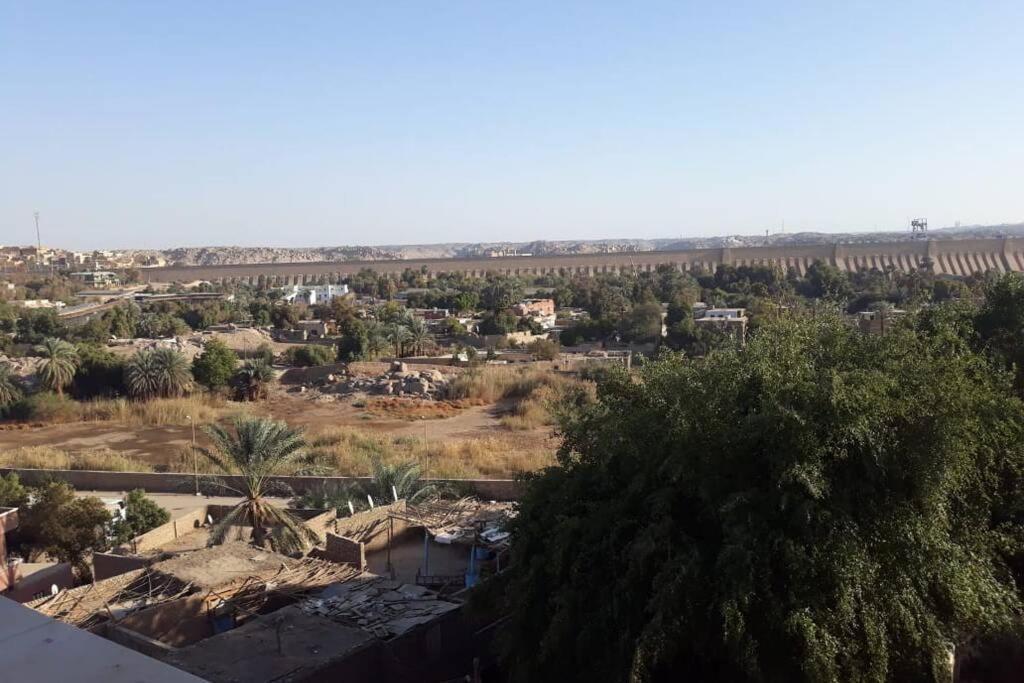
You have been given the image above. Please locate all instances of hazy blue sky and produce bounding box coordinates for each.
[2,1,1022,249]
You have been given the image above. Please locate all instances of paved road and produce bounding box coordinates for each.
[74,490,290,518]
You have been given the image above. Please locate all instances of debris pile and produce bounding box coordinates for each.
[301,578,459,638]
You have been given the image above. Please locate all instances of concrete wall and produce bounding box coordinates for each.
[138,237,1024,284]
[93,552,150,581]
[117,506,209,555]
[118,594,215,648]
[3,562,75,603]
[101,623,177,660]
[0,469,523,501]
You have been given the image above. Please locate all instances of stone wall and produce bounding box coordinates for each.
[0,469,523,501]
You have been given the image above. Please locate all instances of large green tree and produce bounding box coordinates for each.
[498,315,1024,683]
[20,481,111,580]
[192,338,238,391]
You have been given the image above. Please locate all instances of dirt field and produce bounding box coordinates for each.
[0,390,555,477]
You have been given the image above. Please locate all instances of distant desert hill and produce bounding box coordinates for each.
[125,223,1024,267]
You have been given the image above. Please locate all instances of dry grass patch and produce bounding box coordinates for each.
[0,445,153,472]
[366,397,475,420]
[304,425,556,479]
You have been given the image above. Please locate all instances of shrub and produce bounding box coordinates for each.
[6,393,80,423]
[192,339,238,390]
[528,338,560,361]
[109,489,171,545]
[0,473,29,508]
[284,344,335,367]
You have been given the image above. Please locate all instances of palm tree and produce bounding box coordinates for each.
[365,329,390,360]
[235,359,273,401]
[0,364,23,408]
[152,347,192,397]
[199,417,318,553]
[34,338,79,396]
[126,347,192,399]
[387,324,412,358]
[125,349,159,399]
[366,458,447,504]
[408,319,431,356]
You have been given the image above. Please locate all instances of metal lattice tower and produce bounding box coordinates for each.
[911,218,928,238]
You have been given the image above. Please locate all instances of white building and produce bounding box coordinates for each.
[281,283,349,306]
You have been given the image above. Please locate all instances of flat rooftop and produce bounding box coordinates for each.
[0,598,204,683]
[151,541,297,590]
[166,604,375,683]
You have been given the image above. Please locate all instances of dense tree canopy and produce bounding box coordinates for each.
[192,339,238,390]
[498,314,1024,683]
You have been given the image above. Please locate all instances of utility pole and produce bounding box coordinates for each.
[34,211,41,252]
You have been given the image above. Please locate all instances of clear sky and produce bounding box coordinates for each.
[1,1,1022,250]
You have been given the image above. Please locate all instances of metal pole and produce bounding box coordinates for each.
[189,416,199,495]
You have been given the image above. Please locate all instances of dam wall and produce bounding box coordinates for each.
[138,237,1024,285]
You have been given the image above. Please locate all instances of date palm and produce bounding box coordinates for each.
[408,319,431,356]
[126,347,192,399]
[366,458,447,504]
[34,338,79,396]
[235,359,273,401]
[199,417,318,554]
[387,323,412,358]
[0,364,23,408]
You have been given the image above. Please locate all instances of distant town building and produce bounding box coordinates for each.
[512,298,555,317]
[70,271,120,287]
[857,308,906,335]
[10,299,65,310]
[282,283,350,306]
[695,307,748,343]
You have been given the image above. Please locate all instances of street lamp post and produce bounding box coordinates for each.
[187,415,199,496]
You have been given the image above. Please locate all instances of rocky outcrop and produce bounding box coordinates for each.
[294,362,452,400]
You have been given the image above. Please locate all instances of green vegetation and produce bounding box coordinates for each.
[17,481,111,580]
[34,337,79,396]
[291,458,448,512]
[191,338,238,390]
[0,363,24,409]
[234,358,273,401]
[284,344,335,367]
[0,472,29,508]
[125,347,193,399]
[199,417,319,554]
[496,314,1024,682]
[71,344,126,398]
[109,489,171,546]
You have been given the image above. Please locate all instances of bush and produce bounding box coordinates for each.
[528,338,560,360]
[284,344,335,367]
[192,339,238,390]
[109,489,171,545]
[6,393,80,423]
[0,473,29,508]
